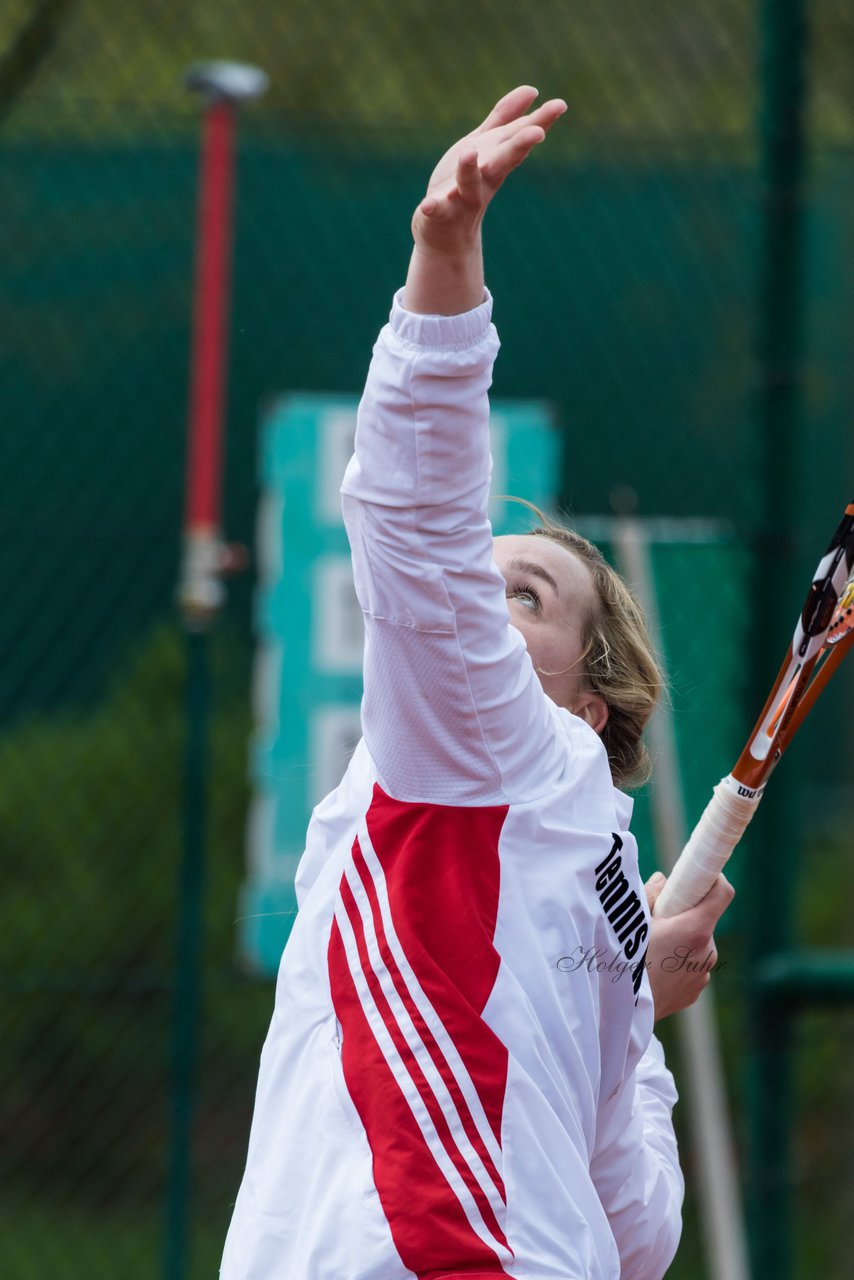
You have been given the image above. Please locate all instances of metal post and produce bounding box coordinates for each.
[165,61,267,1280]
[749,3,808,1276]
[165,626,210,1280]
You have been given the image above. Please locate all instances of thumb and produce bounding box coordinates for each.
[644,871,667,911]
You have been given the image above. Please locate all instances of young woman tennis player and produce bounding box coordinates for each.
[221,86,733,1280]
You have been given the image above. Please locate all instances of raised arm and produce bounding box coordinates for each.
[341,90,573,808]
[404,85,566,316]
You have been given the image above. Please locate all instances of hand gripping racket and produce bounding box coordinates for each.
[654,501,854,918]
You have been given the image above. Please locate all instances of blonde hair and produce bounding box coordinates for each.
[524,512,664,789]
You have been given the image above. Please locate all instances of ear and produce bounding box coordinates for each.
[571,692,609,736]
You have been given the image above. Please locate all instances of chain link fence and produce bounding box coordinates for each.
[1,2,852,1277]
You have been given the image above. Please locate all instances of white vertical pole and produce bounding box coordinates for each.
[613,518,751,1280]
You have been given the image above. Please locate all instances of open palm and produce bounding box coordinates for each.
[413,86,567,254]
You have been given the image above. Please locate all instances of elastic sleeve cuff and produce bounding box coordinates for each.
[388,287,494,351]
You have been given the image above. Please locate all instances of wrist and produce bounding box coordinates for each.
[403,240,485,317]
[410,228,482,261]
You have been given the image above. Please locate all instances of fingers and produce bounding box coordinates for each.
[476,85,540,133]
[479,123,547,185]
[644,871,667,911]
[417,90,567,232]
[420,121,546,222]
[691,874,736,930]
[419,150,482,221]
[522,97,568,135]
[650,872,734,930]
[478,99,566,185]
[477,88,567,143]
[452,148,484,207]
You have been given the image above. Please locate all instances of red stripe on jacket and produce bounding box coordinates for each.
[328,785,511,1278]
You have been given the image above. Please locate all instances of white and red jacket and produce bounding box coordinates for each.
[221,291,683,1280]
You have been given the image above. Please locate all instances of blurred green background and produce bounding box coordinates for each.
[1,2,852,1278]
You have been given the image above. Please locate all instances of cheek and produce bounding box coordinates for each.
[507,612,539,656]
[510,619,581,677]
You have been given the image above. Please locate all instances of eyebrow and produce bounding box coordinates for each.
[508,557,560,598]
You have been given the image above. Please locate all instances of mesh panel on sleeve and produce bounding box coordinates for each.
[362,617,508,806]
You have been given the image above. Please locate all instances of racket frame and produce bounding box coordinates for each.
[654,500,854,918]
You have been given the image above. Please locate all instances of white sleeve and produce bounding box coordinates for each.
[340,289,572,807]
[589,1035,684,1280]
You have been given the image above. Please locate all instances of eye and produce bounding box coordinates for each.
[508,582,541,612]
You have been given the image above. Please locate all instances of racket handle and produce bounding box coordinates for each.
[653,774,762,918]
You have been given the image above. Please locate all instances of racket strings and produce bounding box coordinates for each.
[766,571,854,741]
[827,576,854,644]
[783,626,854,741]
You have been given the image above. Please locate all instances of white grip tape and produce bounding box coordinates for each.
[653,775,762,918]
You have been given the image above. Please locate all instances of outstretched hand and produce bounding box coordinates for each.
[644,872,735,1021]
[404,87,567,315]
[413,86,567,255]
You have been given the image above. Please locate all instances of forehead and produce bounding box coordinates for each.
[493,533,596,606]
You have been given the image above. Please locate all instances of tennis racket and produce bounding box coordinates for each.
[654,500,854,918]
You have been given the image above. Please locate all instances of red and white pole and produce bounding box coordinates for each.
[166,61,267,1280]
[179,61,268,627]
